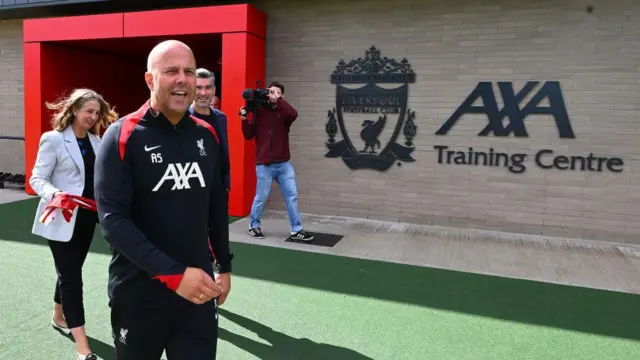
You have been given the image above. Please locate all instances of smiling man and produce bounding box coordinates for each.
[94,40,233,360]
[189,68,230,193]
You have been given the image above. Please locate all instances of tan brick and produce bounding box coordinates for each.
[0,19,24,175]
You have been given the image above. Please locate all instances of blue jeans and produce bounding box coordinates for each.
[249,161,302,233]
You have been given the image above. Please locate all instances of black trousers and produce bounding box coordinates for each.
[110,299,219,360]
[49,208,98,329]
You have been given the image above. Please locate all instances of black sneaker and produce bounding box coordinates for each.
[290,230,314,242]
[248,228,264,239]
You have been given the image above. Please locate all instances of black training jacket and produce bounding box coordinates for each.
[94,101,232,306]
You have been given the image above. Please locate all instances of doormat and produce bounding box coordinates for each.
[285,232,344,247]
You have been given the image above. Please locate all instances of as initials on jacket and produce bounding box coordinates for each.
[152,162,205,192]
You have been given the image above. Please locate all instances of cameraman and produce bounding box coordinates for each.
[240,82,313,242]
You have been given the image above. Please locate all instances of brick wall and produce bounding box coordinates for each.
[250,0,640,244]
[0,19,24,174]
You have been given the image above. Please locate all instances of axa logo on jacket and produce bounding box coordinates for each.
[152,162,206,192]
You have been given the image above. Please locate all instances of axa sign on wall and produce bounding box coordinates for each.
[324,46,418,171]
[434,81,624,174]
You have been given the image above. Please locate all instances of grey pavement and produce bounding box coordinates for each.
[230,209,640,295]
[0,188,33,204]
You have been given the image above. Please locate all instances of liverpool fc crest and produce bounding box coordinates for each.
[324,46,418,171]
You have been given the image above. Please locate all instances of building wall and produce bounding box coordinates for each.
[251,0,640,244]
[0,0,638,244]
[0,19,24,174]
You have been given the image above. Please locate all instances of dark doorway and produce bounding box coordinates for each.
[43,34,222,118]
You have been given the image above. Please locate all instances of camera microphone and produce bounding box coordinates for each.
[242,89,253,100]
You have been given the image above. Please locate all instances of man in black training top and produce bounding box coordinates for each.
[189,68,230,193]
[94,40,232,360]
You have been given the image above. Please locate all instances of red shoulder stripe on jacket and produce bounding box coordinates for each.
[118,102,150,161]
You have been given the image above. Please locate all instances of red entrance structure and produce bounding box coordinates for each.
[22,4,266,217]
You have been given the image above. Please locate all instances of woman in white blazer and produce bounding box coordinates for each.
[30,88,117,360]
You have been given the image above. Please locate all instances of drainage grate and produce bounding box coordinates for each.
[285,232,344,248]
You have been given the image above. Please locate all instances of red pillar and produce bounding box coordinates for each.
[23,43,43,195]
[222,33,265,217]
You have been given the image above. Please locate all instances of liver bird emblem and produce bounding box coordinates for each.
[360,114,386,154]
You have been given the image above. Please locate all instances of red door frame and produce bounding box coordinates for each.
[22,4,266,217]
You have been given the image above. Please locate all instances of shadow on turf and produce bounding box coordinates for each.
[219,308,373,359]
[88,337,116,360]
[2,198,640,342]
[55,309,371,360]
[62,331,115,360]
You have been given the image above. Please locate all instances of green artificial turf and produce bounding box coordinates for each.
[0,198,638,359]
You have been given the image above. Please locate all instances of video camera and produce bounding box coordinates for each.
[242,80,270,112]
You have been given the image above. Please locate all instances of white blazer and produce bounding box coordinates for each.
[30,125,101,242]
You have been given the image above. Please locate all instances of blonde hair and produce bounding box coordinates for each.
[47,88,118,135]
